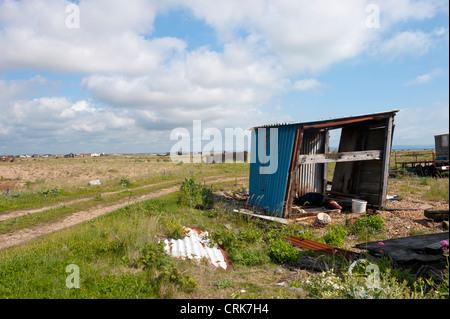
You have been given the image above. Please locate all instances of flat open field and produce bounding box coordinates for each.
[0,153,448,299]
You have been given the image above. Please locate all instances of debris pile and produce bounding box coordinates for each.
[215,189,249,202]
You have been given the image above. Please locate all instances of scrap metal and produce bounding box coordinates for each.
[285,236,355,260]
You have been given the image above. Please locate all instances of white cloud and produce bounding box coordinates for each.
[0,76,47,101]
[378,30,434,58]
[405,68,446,86]
[393,104,449,145]
[292,78,323,91]
[376,0,446,24]
[0,0,448,152]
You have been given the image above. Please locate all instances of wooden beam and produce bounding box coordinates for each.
[379,116,394,210]
[297,150,382,165]
[284,125,303,218]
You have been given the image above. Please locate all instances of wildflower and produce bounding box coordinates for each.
[440,240,449,254]
[378,241,385,253]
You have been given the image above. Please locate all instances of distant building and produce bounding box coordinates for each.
[435,133,449,160]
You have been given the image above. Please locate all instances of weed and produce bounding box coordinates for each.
[351,214,385,240]
[267,238,301,264]
[239,226,263,244]
[322,225,348,247]
[162,215,185,240]
[118,177,131,188]
[137,241,197,294]
[215,279,233,289]
[37,187,60,197]
[231,247,269,266]
[425,178,449,203]
[201,186,214,207]
[179,178,201,207]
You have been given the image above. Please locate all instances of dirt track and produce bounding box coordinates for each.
[0,176,247,251]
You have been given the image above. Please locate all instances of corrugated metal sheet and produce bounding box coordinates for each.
[251,110,399,130]
[163,227,231,269]
[285,236,355,260]
[248,125,297,217]
[296,131,327,198]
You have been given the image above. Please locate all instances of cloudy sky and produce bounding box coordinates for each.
[0,0,448,155]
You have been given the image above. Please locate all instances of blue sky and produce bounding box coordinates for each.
[0,0,448,154]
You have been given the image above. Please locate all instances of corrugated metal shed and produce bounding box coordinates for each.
[248,110,398,218]
[248,124,297,216]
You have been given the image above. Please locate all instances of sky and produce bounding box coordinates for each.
[0,0,449,155]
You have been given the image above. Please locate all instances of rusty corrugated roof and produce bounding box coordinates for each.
[250,110,398,130]
[285,236,355,260]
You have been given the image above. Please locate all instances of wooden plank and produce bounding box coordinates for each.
[297,150,381,164]
[331,126,359,193]
[234,209,293,224]
[284,125,302,218]
[358,182,382,194]
[359,170,382,183]
[379,116,394,209]
[365,127,385,150]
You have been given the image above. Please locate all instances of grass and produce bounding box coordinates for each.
[1,182,447,299]
[0,153,448,299]
[388,175,449,203]
[0,190,307,299]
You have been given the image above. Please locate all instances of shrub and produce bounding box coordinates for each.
[179,178,215,208]
[267,238,301,264]
[351,214,385,236]
[322,225,348,247]
[201,186,214,207]
[239,227,263,244]
[179,178,201,206]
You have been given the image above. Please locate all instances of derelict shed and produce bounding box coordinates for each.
[434,132,449,160]
[248,110,398,218]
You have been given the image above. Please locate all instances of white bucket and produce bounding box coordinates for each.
[352,199,367,214]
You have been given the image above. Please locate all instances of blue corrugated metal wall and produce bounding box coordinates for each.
[248,124,297,217]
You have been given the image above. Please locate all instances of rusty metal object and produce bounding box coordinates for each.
[285,236,355,260]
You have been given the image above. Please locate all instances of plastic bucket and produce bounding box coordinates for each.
[352,199,367,214]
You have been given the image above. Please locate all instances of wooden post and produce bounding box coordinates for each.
[379,116,394,210]
[284,125,303,218]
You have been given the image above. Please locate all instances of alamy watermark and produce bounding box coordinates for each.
[66,264,80,289]
[348,259,380,298]
[366,4,380,29]
[169,120,279,174]
[65,3,80,29]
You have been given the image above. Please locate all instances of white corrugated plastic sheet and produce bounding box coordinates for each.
[162,227,229,270]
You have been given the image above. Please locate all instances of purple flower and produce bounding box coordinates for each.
[440,240,449,254]
[378,242,385,253]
